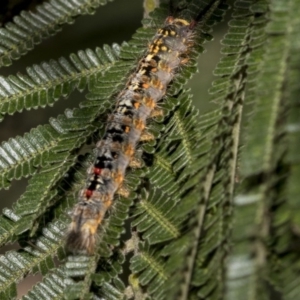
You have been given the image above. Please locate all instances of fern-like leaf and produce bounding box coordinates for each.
[0,0,114,67]
[226,0,300,299]
[0,44,120,119]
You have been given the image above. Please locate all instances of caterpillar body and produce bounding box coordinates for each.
[66,13,200,254]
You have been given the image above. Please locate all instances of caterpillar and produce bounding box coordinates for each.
[66,1,220,254]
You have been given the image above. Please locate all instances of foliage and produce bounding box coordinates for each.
[0,0,299,299]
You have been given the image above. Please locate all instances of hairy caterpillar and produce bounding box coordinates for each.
[66,1,219,254]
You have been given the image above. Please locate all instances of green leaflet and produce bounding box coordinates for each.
[268,0,300,298]
[0,44,120,119]
[227,0,300,299]
[0,0,114,67]
[240,1,289,176]
[0,219,67,297]
[21,267,74,300]
[285,0,300,234]
[223,1,270,299]
[131,188,181,243]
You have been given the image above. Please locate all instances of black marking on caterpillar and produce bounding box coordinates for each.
[66,1,220,255]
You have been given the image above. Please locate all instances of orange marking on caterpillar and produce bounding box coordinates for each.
[102,198,113,208]
[124,143,135,157]
[134,101,141,109]
[151,78,164,90]
[158,61,172,73]
[129,157,143,168]
[143,96,156,109]
[141,75,150,83]
[82,220,99,236]
[160,45,168,52]
[133,118,146,131]
[116,185,130,198]
[112,171,124,185]
[166,16,174,24]
[150,46,159,54]
[151,108,164,118]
